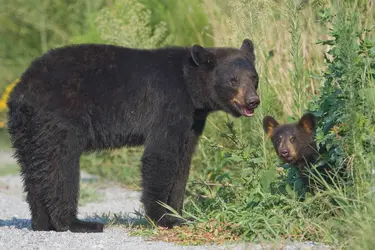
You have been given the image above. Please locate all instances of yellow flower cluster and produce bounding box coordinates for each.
[0,78,19,111]
[0,78,20,128]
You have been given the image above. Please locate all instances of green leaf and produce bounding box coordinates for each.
[259,167,277,193]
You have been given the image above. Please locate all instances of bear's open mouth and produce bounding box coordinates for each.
[233,101,255,117]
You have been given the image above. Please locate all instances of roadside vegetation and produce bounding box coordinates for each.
[1,0,374,248]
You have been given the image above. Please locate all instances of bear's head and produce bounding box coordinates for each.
[263,113,318,166]
[190,39,260,117]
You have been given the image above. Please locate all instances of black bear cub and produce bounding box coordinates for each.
[263,113,318,169]
[263,113,334,193]
[7,39,260,233]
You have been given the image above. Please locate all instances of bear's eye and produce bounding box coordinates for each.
[275,138,282,144]
[229,77,239,86]
[290,136,296,142]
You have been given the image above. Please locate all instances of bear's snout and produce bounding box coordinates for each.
[245,95,260,109]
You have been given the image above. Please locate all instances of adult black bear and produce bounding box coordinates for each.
[7,39,260,232]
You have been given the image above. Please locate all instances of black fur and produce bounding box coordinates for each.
[7,39,260,232]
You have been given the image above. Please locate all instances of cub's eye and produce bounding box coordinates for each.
[290,137,296,142]
[275,138,282,144]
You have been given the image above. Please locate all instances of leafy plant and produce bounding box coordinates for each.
[95,0,173,49]
[181,1,375,247]
[308,2,375,189]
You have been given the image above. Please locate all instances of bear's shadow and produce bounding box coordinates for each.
[0,218,31,229]
[0,215,150,230]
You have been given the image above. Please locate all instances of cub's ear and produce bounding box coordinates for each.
[263,116,279,137]
[298,113,317,135]
[240,39,255,61]
[191,45,217,69]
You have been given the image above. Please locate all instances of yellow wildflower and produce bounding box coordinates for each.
[0,78,20,112]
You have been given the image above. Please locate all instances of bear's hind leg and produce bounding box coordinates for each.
[8,109,55,231]
[24,182,54,231]
[12,118,103,233]
[42,142,104,233]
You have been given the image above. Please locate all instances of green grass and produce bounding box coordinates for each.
[78,182,104,206]
[80,148,142,190]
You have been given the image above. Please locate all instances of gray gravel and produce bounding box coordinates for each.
[0,151,331,249]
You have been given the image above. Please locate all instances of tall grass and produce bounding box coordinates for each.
[180,0,375,247]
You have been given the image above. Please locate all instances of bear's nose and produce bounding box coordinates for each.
[246,96,260,109]
[280,149,290,157]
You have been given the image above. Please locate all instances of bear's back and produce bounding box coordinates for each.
[10,44,191,117]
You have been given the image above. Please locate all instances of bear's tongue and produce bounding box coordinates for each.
[242,107,254,117]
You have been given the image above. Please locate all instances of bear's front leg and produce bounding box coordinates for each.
[141,149,181,228]
[166,130,200,222]
[140,118,194,228]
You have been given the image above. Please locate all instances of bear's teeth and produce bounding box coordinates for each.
[242,107,254,117]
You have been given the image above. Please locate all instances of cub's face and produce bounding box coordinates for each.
[263,113,317,164]
[190,39,260,117]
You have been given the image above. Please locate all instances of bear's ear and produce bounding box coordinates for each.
[263,116,279,137]
[191,45,217,69]
[297,113,316,135]
[240,39,255,60]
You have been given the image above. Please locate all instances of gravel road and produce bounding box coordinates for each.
[0,150,330,250]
